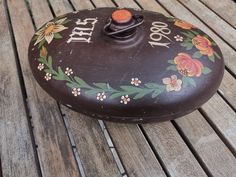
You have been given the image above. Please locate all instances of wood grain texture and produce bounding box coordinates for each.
[105,122,167,177]
[138,0,236,176]
[140,0,236,154]
[135,0,170,15]
[218,70,236,110]
[0,1,39,177]
[112,0,139,8]
[48,0,73,16]
[51,1,123,176]
[201,94,236,152]
[61,107,122,177]
[175,111,236,177]
[28,0,52,28]
[158,0,236,75]
[179,0,236,49]
[92,0,115,7]
[142,122,207,177]
[70,0,94,9]
[200,0,236,28]
[7,0,80,176]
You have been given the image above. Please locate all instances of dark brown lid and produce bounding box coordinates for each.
[28,8,224,123]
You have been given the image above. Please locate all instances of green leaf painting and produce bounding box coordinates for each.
[202,67,212,74]
[180,30,221,62]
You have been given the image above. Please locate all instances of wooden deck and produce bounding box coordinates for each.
[0,0,236,176]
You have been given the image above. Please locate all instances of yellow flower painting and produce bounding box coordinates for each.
[34,17,69,46]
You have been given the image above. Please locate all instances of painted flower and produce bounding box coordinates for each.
[72,88,81,96]
[44,73,52,81]
[65,67,73,76]
[120,95,130,104]
[174,53,203,77]
[97,92,106,101]
[174,35,183,42]
[162,75,182,92]
[192,35,214,56]
[37,63,44,71]
[34,18,68,46]
[174,19,195,30]
[131,77,141,86]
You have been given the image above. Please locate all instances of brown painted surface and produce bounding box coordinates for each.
[28,7,224,123]
[1,0,236,177]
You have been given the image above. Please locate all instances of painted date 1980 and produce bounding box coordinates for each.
[148,21,172,48]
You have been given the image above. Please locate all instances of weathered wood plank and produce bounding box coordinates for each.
[92,0,115,7]
[179,0,236,49]
[142,122,208,177]
[158,0,236,75]
[113,0,139,8]
[49,1,123,176]
[201,94,236,152]
[135,0,170,15]
[105,122,167,177]
[175,111,236,177]
[218,70,236,110]
[70,0,94,9]
[61,107,122,177]
[48,0,73,15]
[135,0,236,176]
[28,0,52,27]
[138,0,236,142]
[0,1,39,177]
[7,0,80,177]
[200,0,236,28]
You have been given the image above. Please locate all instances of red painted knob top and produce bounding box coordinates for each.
[112,9,132,24]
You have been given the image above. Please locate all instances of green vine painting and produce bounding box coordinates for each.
[37,46,168,104]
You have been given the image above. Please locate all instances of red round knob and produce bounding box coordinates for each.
[112,9,132,24]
